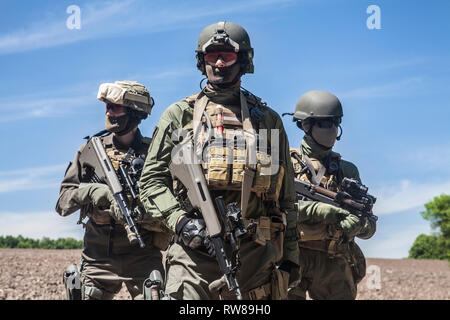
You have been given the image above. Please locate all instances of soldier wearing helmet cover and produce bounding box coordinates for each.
[139,22,299,300]
[56,81,170,300]
[286,90,377,300]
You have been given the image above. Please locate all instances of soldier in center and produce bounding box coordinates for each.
[139,22,299,300]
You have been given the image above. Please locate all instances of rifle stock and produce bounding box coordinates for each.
[169,141,243,299]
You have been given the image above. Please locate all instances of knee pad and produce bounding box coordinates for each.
[62,263,81,300]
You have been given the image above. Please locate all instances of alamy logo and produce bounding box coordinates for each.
[366,265,382,290]
[66,5,81,30]
[366,5,381,30]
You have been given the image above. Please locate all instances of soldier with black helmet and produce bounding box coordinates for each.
[139,22,299,300]
[286,90,377,300]
[56,81,170,300]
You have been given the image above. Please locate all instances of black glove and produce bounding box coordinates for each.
[176,216,214,256]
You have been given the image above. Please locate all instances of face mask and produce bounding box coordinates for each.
[105,114,129,133]
[205,62,241,85]
[311,123,338,148]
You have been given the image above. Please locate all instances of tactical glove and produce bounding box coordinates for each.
[76,183,114,209]
[339,214,363,239]
[357,216,377,239]
[298,201,350,224]
[176,216,214,256]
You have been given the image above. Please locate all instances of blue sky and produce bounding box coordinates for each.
[0,0,449,258]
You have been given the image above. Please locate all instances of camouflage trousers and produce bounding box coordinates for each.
[288,246,364,300]
[164,237,287,300]
[80,220,164,300]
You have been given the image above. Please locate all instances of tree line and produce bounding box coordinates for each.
[0,235,83,249]
[409,194,450,261]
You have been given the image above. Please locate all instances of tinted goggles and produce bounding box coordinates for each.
[313,117,341,128]
[204,51,238,66]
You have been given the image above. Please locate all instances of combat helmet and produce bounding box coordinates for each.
[97,80,154,117]
[196,21,254,74]
[294,90,343,122]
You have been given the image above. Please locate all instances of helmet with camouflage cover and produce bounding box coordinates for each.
[195,21,254,74]
[293,90,343,122]
[97,80,154,116]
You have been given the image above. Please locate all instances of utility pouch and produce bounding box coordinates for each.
[298,223,330,241]
[265,166,284,201]
[243,216,271,246]
[88,207,112,225]
[205,145,232,187]
[252,151,272,193]
[231,148,246,185]
[271,268,289,300]
[269,218,285,262]
[140,217,174,251]
[348,241,367,284]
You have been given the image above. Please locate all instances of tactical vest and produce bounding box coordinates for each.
[291,148,342,192]
[185,91,284,203]
[291,148,345,246]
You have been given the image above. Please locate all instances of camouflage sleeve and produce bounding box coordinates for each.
[296,200,346,224]
[55,144,85,217]
[270,111,299,266]
[139,103,188,233]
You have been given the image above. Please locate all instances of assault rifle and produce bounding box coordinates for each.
[169,141,247,300]
[295,177,378,222]
[79,136,146,248]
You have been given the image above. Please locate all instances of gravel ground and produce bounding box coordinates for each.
[0,249,448,300]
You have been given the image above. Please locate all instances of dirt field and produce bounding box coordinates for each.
[0,248,448,300]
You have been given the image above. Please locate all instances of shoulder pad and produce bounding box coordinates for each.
[184,93,201,106]
[242,89,265,107]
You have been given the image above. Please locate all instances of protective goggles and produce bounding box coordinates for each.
[313,117,341,128]
[106,103,125,111]
[204,51,238,66]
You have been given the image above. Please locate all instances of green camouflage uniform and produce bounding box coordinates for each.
[288,136,376,300]
[139,86,299,300]
[56,130,166,300]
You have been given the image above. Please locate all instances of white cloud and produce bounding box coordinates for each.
[372,179,450,216]
[0,95,95,122]
[357,222,432,259]
[0,164,66,193]
[0,211,83,240]
[0,0,295,55]
[0,0,136,55]
[0,67,196,122]
[338,77,423,99]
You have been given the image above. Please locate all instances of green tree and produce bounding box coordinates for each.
[0,235,83,249]
[409,194,450,261]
